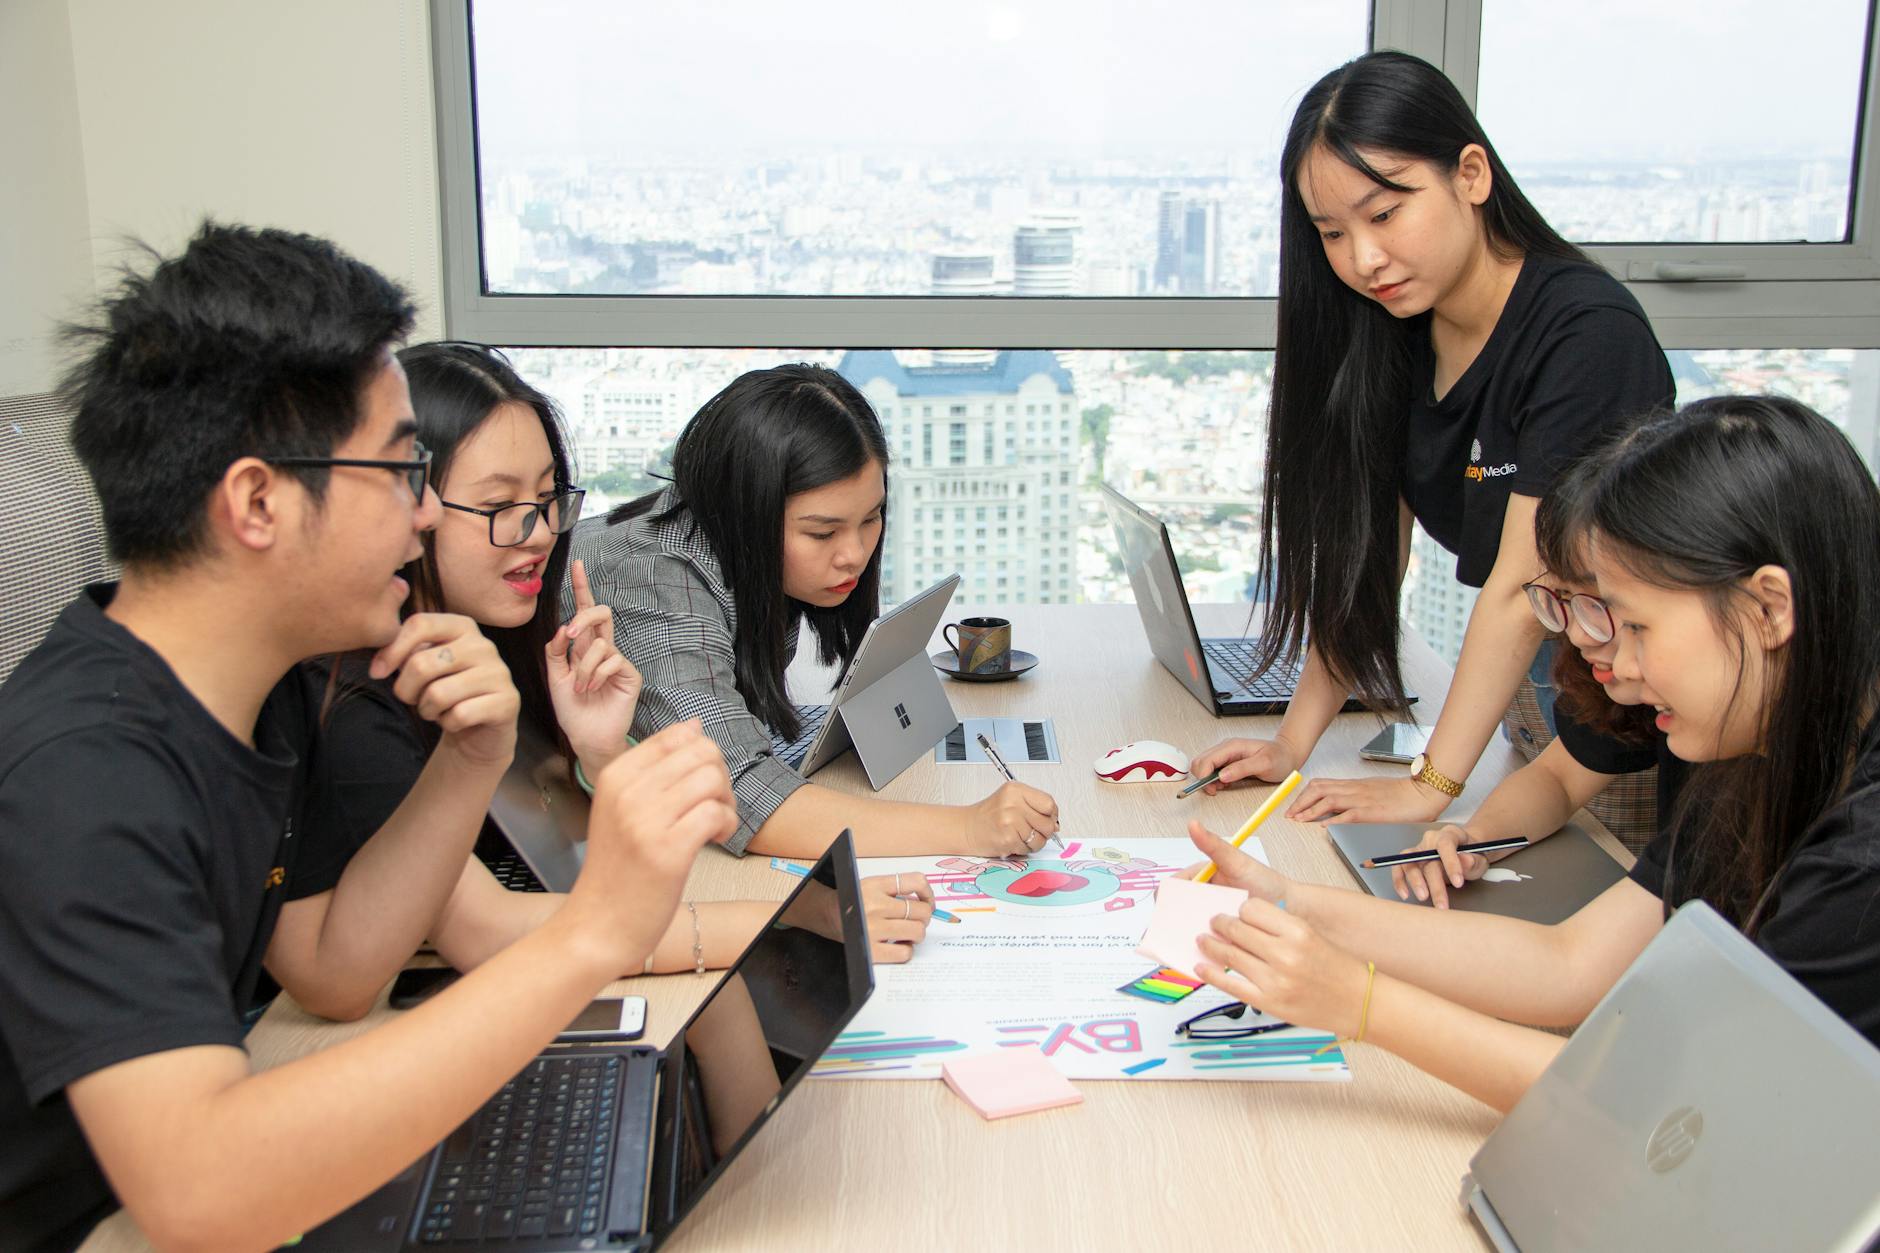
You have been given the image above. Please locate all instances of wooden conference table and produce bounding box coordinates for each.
[83,603,1630,1253]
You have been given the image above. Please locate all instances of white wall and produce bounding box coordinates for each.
[0,0,444,398]
[0,0,97,396]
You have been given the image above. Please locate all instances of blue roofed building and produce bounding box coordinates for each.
[838,350,1080,605]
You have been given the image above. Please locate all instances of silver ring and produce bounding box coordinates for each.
[894,873,902,896]
[902,897,911,920]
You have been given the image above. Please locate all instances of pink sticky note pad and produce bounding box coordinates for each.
[942,1045,1083,1121]
[1136,877,1250,976]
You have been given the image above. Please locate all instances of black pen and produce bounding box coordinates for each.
[1177,767,1222,798]
[1362,837,1529,868]
[976,731,1064,853]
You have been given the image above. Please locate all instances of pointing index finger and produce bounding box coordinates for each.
[572,558,596,612]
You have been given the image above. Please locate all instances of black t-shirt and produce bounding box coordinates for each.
[1553,708,1688,833]
[298,657,432,869]
[0,587,349,1252]
[1403,253,1673,588]
[1628,719,1880,1048]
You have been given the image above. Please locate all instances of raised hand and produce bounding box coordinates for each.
[546,559,643,773]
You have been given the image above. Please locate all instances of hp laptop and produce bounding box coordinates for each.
[1463,901,1880,1252]
[1327,821,1626,925]
[1100,484,1408,716]
[303,833,873,1251]
[767,572,962,789]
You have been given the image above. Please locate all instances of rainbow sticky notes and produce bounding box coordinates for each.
[1117,967,1205,1003]
[1135,877,1249,977]
[942,1045,1083,1121]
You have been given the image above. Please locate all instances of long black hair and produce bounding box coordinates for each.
[1583,395,1880,936]
[396,342,578,752]
[1260,50,1589,707]
[608,364,889,741]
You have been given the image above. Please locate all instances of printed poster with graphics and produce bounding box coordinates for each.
[815,838,1350,1083]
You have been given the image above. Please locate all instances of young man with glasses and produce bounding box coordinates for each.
[0,224,737,1252]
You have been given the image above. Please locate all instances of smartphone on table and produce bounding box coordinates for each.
[1359,722,1431,765]
[391,968,647,1042]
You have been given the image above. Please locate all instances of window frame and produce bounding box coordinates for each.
[430,0,1880,351]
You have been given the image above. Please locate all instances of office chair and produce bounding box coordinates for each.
[1,392,116,685]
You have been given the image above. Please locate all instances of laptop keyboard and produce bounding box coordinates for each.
[419,1053,647,1244]
[1201,638,1302,700]
[768,702,829,769]
[477,848,548,894]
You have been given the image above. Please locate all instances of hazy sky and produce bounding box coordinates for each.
[471,0,1869,166]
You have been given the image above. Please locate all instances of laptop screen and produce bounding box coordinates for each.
[649,831,872,1243]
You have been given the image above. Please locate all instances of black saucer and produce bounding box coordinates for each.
[931,649,1040,683]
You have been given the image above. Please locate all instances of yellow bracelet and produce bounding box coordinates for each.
[1316,960,1377,1055]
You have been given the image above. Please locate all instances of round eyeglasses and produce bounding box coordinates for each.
[1523,580,1615,644]
[440,489,586,548]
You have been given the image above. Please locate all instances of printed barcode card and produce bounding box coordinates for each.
[937,717,1060,765]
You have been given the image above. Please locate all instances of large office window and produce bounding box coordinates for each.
[435,1,1880,652]
[1478,0,1870,246]
[467,1,1368,299]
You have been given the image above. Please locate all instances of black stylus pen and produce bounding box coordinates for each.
[1362,837,1529,868]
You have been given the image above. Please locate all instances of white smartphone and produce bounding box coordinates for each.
[1359,722,1431,765]
[558,996,646,1041]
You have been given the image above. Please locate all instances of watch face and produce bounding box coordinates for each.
[1410,753,1428,776]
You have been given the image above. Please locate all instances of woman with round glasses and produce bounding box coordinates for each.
[1383,427,1681,906]
[295,343,934,991]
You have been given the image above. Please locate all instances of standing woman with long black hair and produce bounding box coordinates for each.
[574,364,1060,859]
[1191,51,1673,830]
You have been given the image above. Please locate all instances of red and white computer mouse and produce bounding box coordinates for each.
[1092,740,1191,783]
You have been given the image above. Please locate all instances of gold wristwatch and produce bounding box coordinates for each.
[1409,753,1464,799]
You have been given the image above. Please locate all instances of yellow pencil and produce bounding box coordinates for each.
[1195,770,1304,884]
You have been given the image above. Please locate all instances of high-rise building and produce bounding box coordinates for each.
[839,350,1080,606]
[1012,212,1082,297]
[930,250,998,368]
[1154,190,1184,292]
[1401,526,1478,666]
[571,369,689,479]
[1180,199,1221,295]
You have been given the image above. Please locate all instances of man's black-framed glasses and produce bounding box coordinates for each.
[440,489,586,548]
[1175,1001,1291,1040]
[1523,580,1616,644]
[266,441,432,503]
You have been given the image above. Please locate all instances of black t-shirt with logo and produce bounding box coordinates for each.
[1628,716,1880,1048]
[1402,253,1674,588]
[0,586,354,1252]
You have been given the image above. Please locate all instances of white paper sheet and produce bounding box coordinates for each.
[815,837,1350,1082]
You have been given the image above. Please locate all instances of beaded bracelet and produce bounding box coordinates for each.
[1316,960,1377,1055]
[685,901,705,974]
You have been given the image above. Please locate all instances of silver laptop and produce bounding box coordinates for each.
[770,572,962,789]
[302,833,874,1252]
[1327,822,1626,925]
[1099,484,1405,716]
[485,722,593,893]
[1464,901,1880,1252]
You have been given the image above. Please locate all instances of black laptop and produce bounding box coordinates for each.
[301,833,872,1251]
[1100,484,1413,716]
